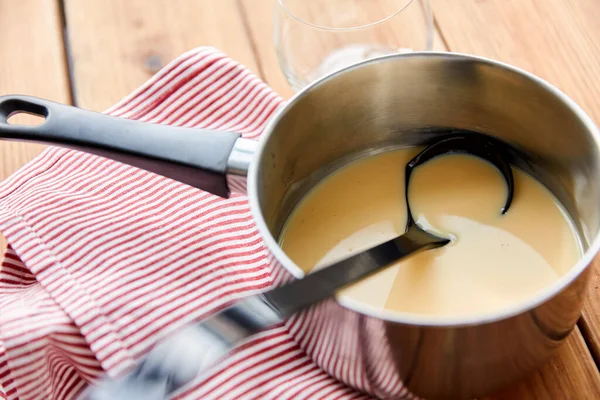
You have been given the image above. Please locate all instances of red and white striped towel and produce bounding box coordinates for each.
[0,48,381,400]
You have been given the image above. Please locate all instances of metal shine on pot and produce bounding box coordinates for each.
[1,53,600,399]
[248,53,600,399]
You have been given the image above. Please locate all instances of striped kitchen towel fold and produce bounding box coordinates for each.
[0,47,383,400]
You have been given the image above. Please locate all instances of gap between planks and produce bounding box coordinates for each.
[0,0,74,251]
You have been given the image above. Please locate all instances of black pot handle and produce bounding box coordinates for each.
[0,95,242,198]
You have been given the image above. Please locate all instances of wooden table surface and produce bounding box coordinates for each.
[1,0,599,398]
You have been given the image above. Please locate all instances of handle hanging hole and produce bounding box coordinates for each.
[6,111,46,127]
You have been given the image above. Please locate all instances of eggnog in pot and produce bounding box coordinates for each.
[280,148,582,318]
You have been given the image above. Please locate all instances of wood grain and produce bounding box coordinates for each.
[238,0,447,100]
[237,0,294,98]
[581,257,600,364]
[64,0,260,111]
[430,0,600,123]
[487,328,600,399]
[0,0,71,251]
[0,0,71,179]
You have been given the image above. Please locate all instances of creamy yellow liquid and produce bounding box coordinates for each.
[280,149,582,317]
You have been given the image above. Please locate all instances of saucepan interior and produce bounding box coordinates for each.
[248,52,600,326]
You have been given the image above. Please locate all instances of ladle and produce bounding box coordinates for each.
[84,133,514,400]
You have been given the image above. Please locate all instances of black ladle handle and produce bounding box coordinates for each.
[0,95,242,198]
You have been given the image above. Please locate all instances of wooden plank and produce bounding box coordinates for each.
[0,0,71,179]
[488,328,600,399]
[237,0,294,98]
[0,0,71,251]
[581,257,600,364]
[238,0,448,100]
[64,0,260,111]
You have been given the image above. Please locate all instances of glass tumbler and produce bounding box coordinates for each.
[274,0,434,91]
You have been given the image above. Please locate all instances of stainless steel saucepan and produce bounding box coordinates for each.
[1,52,599,399]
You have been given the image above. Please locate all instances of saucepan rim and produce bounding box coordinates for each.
[247,51,600,328]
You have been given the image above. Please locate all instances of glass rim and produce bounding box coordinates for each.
[277,0,417,31]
